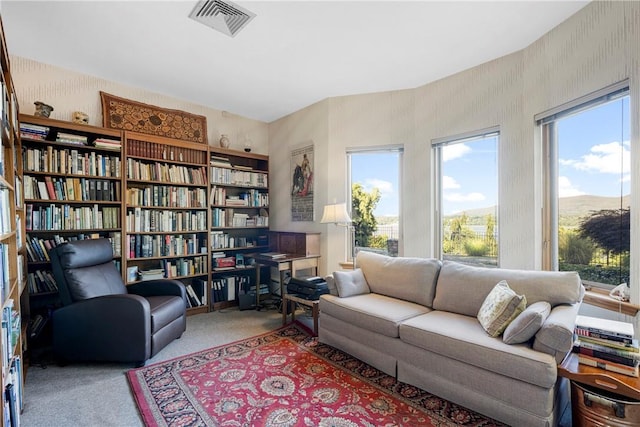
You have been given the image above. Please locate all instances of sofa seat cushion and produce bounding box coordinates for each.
[320,293,431,338]
[399,310,557,388]
[147,295,185,334]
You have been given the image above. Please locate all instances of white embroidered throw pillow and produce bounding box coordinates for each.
[477,280,527,337]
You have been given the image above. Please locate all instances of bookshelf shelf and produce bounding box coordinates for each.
[209,147,269,310]
[124,132,210,313]
[20,114,125,373]
[1,13,24,426]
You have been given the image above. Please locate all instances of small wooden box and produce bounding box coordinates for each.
[270,231,320,256]
[571,381,640,426]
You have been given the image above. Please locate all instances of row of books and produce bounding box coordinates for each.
[19,123,49,140]
[161,256,208,278]
[210,166,268,188]
[3,356,22,427]
[127,233,207,259]
[56,132,87,145]
[25,233,121,262]
[125,185,207,209]
[0,244,11,306]
[23,146,121,177]
[185,280,207,308]
[24,175,121,202]
[210,186,269,208]
[25,204,120,231]
[127,158,207,185]
[211,208,268,228]
[27,270,59,294]
[126,208,207,233]
[211,275,252,303]
[93,137,121,150]
[127,139,207,164]
[573,315,639,377]
[0,189,10,235]
[210,232,265,250]
[1,300,20,369]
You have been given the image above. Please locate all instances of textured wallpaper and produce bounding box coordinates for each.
[9,56,269,154]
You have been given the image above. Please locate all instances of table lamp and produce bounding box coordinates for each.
[320,202,356,268]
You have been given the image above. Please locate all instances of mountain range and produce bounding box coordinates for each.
[446,195,630,220]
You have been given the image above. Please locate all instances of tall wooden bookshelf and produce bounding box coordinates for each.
[209,147,269,310]
[19,114,123,362]
[1,14,24,427]
[123,132,210,314]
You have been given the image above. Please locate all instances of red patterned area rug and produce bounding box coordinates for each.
[127,323,505,426]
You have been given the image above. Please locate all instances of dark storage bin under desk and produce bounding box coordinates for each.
[571,381,640,426]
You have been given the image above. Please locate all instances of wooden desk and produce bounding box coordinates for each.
[248,253,320,308]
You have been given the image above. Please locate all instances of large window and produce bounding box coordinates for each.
[433,128,499,267]
[539,82,630,288]
[347,147,403,257]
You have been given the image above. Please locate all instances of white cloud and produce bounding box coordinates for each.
[444,192,486,202]
[362,178,393,195]
[442,175,460,189]
[442,143,471,162]
[558,176,585,197]
[560,141,630,174]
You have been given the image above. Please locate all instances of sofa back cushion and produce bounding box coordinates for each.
[356,251,441,307]
[433,261,582,317]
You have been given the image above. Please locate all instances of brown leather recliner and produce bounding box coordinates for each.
[49,238,187,366]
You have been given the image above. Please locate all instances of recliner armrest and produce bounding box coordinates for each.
[53,294,152,363]
[128,279,187,300]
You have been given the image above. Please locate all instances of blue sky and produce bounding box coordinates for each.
[350,95,629,218]
[351,152,400,217]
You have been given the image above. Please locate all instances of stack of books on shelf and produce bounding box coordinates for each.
[93,137,121,151]
[138,268,165,281]
[573,315,639,377]
[19,123,49,140]
[56,132,87,145]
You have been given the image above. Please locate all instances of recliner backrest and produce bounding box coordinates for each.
[51,238,127,305]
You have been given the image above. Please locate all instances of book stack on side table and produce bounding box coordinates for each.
[573,315,639,377]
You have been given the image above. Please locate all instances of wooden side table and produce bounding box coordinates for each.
[282,293,319,335]
[558,352,640,425]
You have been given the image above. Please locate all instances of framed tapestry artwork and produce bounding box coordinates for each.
[291,144,314,221]
[100,91,208,144]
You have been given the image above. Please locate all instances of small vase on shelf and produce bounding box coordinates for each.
[34,101,54,118]
[219,134,230,148]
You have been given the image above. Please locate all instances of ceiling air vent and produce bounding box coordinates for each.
[189,0,256,38]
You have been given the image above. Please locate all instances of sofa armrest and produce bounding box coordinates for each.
[533,302,581,363]
[128,279,186,300]
[325,275,338,296]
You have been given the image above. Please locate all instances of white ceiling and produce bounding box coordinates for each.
[2,1,589,123]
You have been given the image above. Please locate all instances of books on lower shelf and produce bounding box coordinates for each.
[573,315,639,377]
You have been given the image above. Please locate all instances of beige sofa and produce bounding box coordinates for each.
[319,251,584,427]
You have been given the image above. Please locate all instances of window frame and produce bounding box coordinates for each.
[346,145,404,258]
[536,80,630,288]
[432,126,500,264]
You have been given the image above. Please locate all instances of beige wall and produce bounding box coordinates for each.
[269,0,640,308]
[9,57,270,154]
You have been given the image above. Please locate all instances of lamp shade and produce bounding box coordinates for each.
[320,203,352,224]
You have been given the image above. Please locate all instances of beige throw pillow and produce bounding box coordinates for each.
[477,280,527,337]
[333,269,370,297]
[503,301,551,344]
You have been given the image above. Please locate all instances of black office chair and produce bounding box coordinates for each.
[49,238,187,366]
